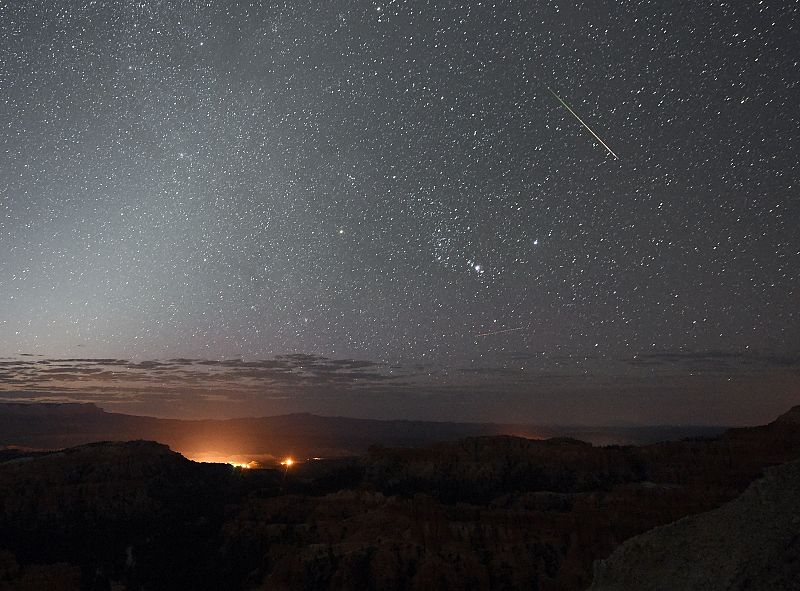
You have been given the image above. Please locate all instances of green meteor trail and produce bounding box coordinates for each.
[547,87,619,160]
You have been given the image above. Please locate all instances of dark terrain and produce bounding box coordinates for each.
[0,405,799,590]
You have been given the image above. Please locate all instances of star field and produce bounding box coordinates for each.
[1,1,798,417]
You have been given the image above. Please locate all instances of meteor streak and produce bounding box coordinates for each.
[475,327,526,337]
[547,87,619,160]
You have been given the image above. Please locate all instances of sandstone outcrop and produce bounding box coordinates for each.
[589,458,800,590]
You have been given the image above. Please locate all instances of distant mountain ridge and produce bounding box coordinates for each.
[0,402,726,460]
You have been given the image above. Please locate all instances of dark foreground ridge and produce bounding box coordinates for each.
[0,406,799,590]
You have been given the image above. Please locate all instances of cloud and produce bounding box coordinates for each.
[626,350,800,375]
[0,350,797,424]
[0,355,408,403]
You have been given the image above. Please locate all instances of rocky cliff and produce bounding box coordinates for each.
[0,407,798,590]
[213,407,800,590]
[589,457,800,590]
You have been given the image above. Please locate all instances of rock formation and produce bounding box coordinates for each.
[589,458,800,590]
[0,406,798,590]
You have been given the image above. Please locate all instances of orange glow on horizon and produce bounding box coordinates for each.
[185,452,304,470]
[184,452,262,469]
[229,461,257,469]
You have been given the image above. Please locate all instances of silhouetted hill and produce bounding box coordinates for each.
[0,403,725,461]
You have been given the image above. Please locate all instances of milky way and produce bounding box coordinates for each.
[1,1,798,421]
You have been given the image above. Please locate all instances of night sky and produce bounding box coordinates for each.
[1,1,798,424]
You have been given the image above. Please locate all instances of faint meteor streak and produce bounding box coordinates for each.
[547,87,619,160]
[475,327,526,338]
